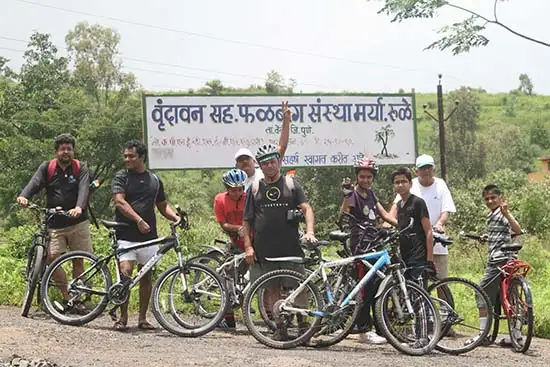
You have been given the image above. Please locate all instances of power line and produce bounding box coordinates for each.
[0,36,333,89]
[15,0,462,79]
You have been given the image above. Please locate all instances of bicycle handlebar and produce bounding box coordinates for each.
[26,203,71,217]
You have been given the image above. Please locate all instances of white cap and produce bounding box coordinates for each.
[234,148,254,161]
[415,154,435,168]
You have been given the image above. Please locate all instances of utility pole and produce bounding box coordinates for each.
[423,74,459,182]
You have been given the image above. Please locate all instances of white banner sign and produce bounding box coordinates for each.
[143,94,417,169]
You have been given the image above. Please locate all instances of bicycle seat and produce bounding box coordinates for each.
[433,232,453,246]
[501,243,522,252]
[329,231,350,242]
[101,220,130,229]
[264,256,305,264]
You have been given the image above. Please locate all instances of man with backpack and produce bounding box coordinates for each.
[110,139,180,331]
[17,133,92,312]
[242,143,317,340]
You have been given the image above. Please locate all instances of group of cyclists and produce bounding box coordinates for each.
[15,100,525,350]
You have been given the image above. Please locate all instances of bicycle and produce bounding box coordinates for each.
[39,206,229,337]
[242,219,442,356]
[422,231,494,355]
[20,203,70,317]
[460,232,533,353]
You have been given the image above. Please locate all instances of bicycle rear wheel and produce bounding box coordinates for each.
[507,276,533,353]
[40,251,112,326]
[427,277,493,354]
[152,263,229,337]
[21,245,44,317]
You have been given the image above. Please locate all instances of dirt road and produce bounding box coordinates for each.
[0,306,547,366]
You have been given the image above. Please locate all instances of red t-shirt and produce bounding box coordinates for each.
[213,192,246,250]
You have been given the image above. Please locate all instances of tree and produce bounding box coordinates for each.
[265,70,295,94]
[529,120,550,150]
[372,0,550,54]
[484,123,539,173]
[444,87,486,181]
[518,73,534,96]
[66,22,137,109]
[375,124,395,156]
[204,80,224,95]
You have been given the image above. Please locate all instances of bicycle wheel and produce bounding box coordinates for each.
[507,277,533,353]
[152,263,229,337]
[427,277,493,354]
[488,295,501,344]
[40,251,112,326]
[307,265,361,348]
[375,280,441,356]
[242,269,324,349]
[21,244,45,317]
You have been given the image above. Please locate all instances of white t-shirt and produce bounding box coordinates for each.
[394,177,456,255]
[244,167,264,191]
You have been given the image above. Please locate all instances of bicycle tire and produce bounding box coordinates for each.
[21,245,44,317]
[151,263,229,337]
[40,251,112,326]
[307,265,361,348]
[375,280,441,356]
[508,277,533,353]
[427,277,493,355]
[242,269,324,350]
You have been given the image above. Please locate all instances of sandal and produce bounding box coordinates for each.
[137,321,156,330]
[114,320,129,332]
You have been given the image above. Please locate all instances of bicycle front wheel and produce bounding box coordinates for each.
[152,263,229,337]
[507,276,533,353]
[40,251,112,326]
[375,280,441,356]
[242,269,324,350]
[21,244,45,317]
[427,277,493,354]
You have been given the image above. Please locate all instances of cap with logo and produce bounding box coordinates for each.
[234,148,255,161]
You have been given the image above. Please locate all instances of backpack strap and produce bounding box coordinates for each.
[251,177,261,198]
[46,159,81,183]
[46,159,57,183]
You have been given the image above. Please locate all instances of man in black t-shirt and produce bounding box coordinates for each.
[110,140,179,331]
[392,167,434,283]
[242,143,317,340]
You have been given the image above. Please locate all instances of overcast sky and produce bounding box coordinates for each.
[1,0,548,94]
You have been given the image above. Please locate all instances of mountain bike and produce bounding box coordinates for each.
[21,204,70,317]
[242,219,442,356]
[460,232,533,353]
[40,206,229,337]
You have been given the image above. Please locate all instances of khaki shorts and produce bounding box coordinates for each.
[48,220,93,256]
[434,254,449,279]
[249,261,305,285]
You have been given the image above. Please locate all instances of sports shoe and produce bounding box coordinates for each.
[273,324,289,341]
[358,331,387,344]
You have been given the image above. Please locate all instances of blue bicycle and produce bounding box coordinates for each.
[242,219,441,356]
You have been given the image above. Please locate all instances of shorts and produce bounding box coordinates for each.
[249,261,305,285]
[117,240,158,265]
[434,254,449,279]
[478,264,504,308]
[49,220,93,256]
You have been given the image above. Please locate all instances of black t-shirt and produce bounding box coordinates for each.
[19,161,90,229]
[397,194,430,266]
[243,176,307,260]
[111,169,166,242]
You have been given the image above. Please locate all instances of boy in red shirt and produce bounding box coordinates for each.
[213,168,248,330]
